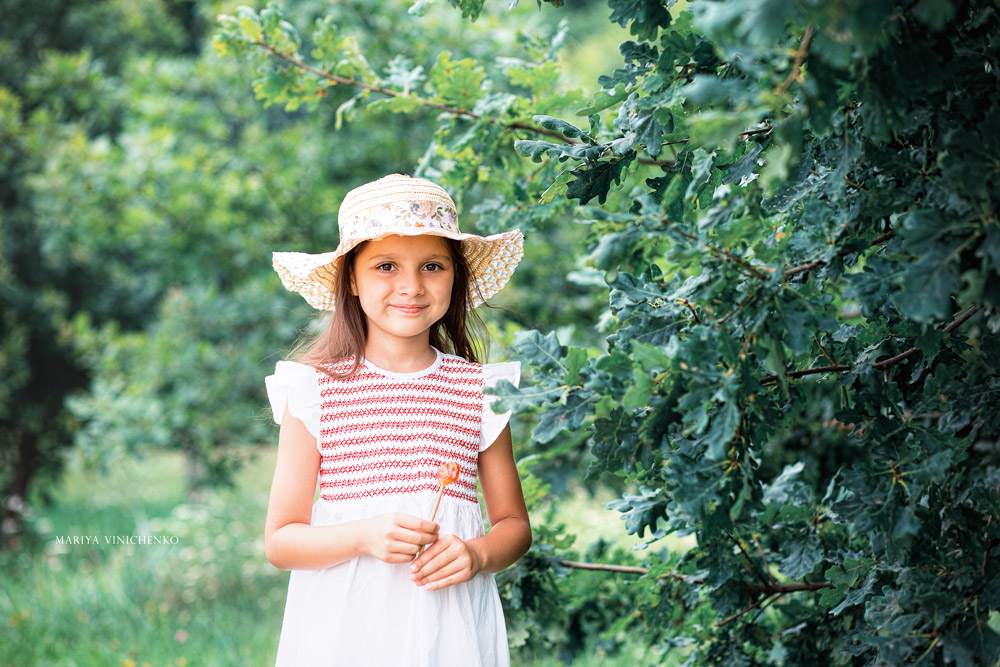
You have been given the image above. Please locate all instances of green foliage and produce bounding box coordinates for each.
[4,0,1000,663]
[218,0,1000,662]
[0,0,185,522]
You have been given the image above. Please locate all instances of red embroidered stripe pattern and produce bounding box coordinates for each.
[316,355,484,504]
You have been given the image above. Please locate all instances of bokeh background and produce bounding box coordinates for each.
[0,0,643,664]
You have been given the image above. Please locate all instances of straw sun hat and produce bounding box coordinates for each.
[272,174,524,310]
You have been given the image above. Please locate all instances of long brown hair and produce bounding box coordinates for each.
[292,238,486,377]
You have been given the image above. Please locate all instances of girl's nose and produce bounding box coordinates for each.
[397,268,424,296]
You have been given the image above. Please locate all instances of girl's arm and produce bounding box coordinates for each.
[264,404,439,570]
[409,423,532,590]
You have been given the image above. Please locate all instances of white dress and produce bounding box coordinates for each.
[265,348,520,667]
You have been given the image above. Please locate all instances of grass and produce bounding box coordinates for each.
[538,484,696,557]
[1,448,676,666]
[1,449,287,667]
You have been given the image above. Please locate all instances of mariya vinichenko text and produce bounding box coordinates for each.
[54,535,180,545]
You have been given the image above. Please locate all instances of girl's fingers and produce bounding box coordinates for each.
[384,553,411,564]
[398,538,435,555]
[409,537,446,570]
[410,536,473,584]
[387,543,431,563]
[388,515,438,547]
[415,556,473,590]
[365,513,439,563]
[425,572,467,591]
[393,513,439,534]
[412,550,447,577]
[390,544,416,558]
[394,526,438,546]
[418,557,464,584]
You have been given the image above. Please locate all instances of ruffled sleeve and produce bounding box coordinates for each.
[481,361,520,452]
[264,361,322,441]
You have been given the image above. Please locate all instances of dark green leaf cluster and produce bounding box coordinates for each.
[488,0,1000,663]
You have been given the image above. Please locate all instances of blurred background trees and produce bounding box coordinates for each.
[2,0,610,512]
[2,0,612,662]
[4,0,1000,664]
[0,0,550,507]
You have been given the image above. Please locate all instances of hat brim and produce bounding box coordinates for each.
[272,229,523,311]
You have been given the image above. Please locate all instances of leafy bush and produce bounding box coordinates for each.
[217,0,1000,663]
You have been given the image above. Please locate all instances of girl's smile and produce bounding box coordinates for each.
[391,303,429,314]
[351,234,455,350]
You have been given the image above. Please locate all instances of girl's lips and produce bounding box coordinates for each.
[391,304,428,314]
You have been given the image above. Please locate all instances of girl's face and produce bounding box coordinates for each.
[350,234,455,348]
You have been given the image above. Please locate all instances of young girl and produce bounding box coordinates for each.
[263,174,531,666]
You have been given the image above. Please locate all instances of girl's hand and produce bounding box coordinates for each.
[361,513,439,564]
[409,534,483,591]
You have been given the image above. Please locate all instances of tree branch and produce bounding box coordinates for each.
[716,593,773,628]
[638,156,678,166]
[814,334,839,365]
[775,26,815,95]
[871,347,920,370]
[558,559,649,575]
[937,303,980,334]
[760,363,851,385]
[783,259,824,278]
[557,560,693,583]
[716,579,832,628]
[760,305,980,385]
[783,230,896,279]
[719,291,758,326]
[728,532,772,587]
[254,40,573,142]
[677,298,702,324]
[739,125,773,139]
[746,581,833,594]
[749,591,784,625]
[250,40,710,169]
[753,535,776,585]
[707,229,895,284]
[557,559,831,629]
[675,229,769,280]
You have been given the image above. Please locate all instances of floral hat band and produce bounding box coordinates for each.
[272,174,524,310]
